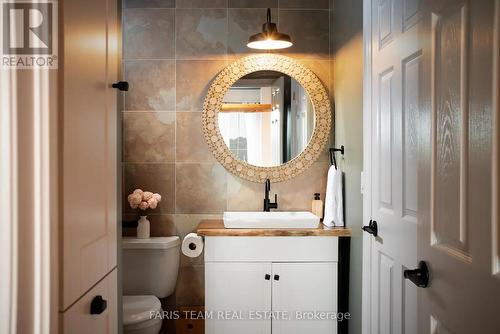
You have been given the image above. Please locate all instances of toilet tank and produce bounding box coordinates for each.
[122,237,180,298]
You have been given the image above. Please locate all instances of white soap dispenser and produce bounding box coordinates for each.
[311,193,324,219]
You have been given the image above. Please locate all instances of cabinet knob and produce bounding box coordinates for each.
[111,81,129,91]
[90,295,107,315]
[265,274,271,280]
[274,274,280,281]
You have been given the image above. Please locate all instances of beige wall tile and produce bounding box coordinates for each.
[176,0,228,8]
[174,214,222,267]
[174,214,222,240]
[123,213,176,237]
[124,60,175,110]
[123,163,176,214]
[175,9,228,59]
[122,211,178,237]
[122,213,141,237]
[279,0,329,9]
[278,9,330,59]
[149,214,177,236]
[229,0,278,8]
[226,174,263,211]
[175,265,205,306]
[123,9,175,59]
[123,112,175,162]
[228,8,273,56]
[274,162,330,211]
[176,112,216,162]
[176,60,226,112]
[124,0,175,8]
[176,163,227,213]
[121,0,337,313]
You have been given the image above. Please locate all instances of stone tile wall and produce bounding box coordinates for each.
[122,0,334,312]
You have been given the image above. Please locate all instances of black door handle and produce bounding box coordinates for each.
[404,261,430,288]
[111,81,129,91]
[265,274,271,280]
[274,274,280,281]
[90,295,107,315]
[362,220,378,237]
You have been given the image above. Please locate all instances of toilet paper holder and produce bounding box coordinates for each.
[182,233,204,258]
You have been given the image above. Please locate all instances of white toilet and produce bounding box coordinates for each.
[122,237,180,334]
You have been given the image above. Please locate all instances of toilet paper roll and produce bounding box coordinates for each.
[182,233,204,258]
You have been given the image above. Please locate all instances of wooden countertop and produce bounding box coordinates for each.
[196,220,352,237]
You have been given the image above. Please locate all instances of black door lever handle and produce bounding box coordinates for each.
[404,261,430,288]
[112,81,129,91]
[362,220,378,237]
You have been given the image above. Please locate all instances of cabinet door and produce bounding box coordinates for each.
[272,262,337,334]
[205,262,272,334]
[62,269,117,334]
[62,0,118,309]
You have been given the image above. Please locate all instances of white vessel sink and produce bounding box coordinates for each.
[223,211,320,229]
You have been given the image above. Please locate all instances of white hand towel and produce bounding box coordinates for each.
[323,165,344,227]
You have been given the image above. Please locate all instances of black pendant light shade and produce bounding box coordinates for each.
[247,8,293,50]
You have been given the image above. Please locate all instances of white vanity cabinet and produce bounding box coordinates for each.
[204,236,339,334]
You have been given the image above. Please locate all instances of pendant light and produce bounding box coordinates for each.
[247,8,293,50]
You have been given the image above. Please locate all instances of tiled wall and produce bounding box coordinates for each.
[122,0,334,310]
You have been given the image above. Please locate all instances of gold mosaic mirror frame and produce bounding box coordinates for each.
[202,54,332,183]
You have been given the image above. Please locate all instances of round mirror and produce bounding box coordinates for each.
[219,70,315,167]
[202,54,331,183]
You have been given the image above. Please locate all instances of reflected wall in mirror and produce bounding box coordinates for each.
[219,71,314,167]
[202,54,331,183]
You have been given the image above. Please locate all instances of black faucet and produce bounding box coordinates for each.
[263,179,278,212]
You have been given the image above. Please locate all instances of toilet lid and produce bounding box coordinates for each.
[123,236,180,250]
[123,295,162,326]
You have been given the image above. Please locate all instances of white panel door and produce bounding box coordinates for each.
[62,0,118,309]
[418,0,500,332]
[62,269,117,334]
[271,262,337,334]
[205,262,272,334]
[367,0,421,333]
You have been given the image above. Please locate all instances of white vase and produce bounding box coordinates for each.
[137,216,150,239]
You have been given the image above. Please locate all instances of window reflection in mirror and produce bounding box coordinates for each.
[219,70,315,167]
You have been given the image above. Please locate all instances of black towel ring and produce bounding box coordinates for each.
[329,145,344,168]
